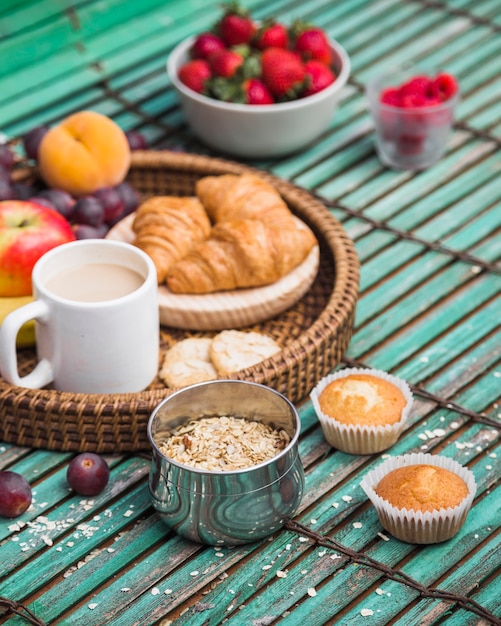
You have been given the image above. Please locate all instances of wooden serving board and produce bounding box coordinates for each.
[106,213,320,331]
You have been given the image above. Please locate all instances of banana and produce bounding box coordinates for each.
[0,295,36,347]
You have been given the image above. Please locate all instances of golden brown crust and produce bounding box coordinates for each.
[318,374,406,427]
[166,218,317,294]
[132,196,211,283]
[375,464,469,512]
[195,173,297,229]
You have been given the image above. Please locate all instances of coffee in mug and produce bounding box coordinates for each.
[0,239,159,394]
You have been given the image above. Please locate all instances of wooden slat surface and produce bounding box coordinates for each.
[0,0,500,624]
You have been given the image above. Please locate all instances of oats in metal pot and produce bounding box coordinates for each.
[156,415,291,471]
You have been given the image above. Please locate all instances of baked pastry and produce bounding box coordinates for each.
[159,338,217,388]
[195,173,296,229]
[310,368,413,454]
[132,196,211,283]
[318,373,406,427]
[360,453,477,544]
[374,464,468,512]
[166,218,317,294]
[210,330,280,375]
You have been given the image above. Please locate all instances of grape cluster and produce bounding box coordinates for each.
[0,128,149,239]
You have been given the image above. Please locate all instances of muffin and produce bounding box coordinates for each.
[310,367,413,454]
[360,453,477,544]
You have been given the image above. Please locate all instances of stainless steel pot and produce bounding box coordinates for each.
[147,380,304,545]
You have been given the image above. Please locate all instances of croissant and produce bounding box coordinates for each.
[195,174,296,229]
[166,218,317,294]
[132,196,211,283]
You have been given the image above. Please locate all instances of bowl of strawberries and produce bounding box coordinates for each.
[167,4,350,159]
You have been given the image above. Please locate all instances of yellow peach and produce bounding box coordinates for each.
[38,111,131,196]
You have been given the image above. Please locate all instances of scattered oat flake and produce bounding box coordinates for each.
[88,604,98,610]
[299,537,309,543]
[433,428,446,437]
[310,518,317,524]
[123,510,134,517]
[353,522,362,529]
[450,421,460,429]
[151,587,160,595]
[361,608,374,617]
[342,495,353,502]
[262,564,272,570]
[121,588,131,592]
[332,502,339,508]
[190,571,199,576]
[215,552,224,557]
[307,587,317,597]
[377,532,390,541]
[164,589,173,595]
[489,452,497,458]
[375,588,384,595]
[486,465,493,470]
[276,570,287,578]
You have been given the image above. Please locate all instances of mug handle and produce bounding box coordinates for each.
[0,300,54,389]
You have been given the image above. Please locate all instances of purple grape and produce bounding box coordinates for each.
[73,196,105,227]
[0,164,11,183]
[0,145,15,170]
[23,125,49,161]
[73,223,109,239]
[113,182,140,219]
[37,189,75,219]
[30,195,57,210]
[93,186,125,223]
[66,453,110,496]
[0,179,15,200]
[12,182,38,200]
[0,471,32,518]
[125,130,148,151]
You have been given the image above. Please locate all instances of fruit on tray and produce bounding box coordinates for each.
[38,110,131,196]
[0,470,32,518]
[66,453,110,496]
[0,200,76,297]
[0,295,35,347]
[177,3,337,104]
[0,121,145,240]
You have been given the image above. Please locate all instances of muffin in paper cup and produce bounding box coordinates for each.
[310,367,413,454]
[360,452,477,544]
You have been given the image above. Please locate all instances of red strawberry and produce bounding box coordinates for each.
[303,59,336,96]
[217,2,256,46]
[261,47,307,100]
[254,20,288,50]
[209,48,244,78]
[292,24,332,65]
[178,59,212,93]
[242,78,275,104]
[191,32,226,60]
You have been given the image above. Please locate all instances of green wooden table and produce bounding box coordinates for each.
[1,1,500,624]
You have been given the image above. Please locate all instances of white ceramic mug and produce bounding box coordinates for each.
[0,239,159,394]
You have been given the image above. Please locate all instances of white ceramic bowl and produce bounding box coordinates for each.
[167,36,350,158]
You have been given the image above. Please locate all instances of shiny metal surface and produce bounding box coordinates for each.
[147,380,304,545]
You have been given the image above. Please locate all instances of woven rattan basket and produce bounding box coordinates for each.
[0,151,359,453]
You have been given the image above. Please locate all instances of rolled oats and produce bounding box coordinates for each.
[157,415,290,471]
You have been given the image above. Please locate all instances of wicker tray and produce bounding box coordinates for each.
[0,151,360,453]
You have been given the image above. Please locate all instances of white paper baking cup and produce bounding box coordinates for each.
[360,452,477,544]
[310,367,413,454]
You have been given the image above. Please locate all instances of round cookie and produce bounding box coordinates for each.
[210,330,280,375]
[160,337,218,388]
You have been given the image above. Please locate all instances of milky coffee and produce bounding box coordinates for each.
[45,263,144,302]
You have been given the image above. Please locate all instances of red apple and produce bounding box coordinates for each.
[0,200,76,297]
